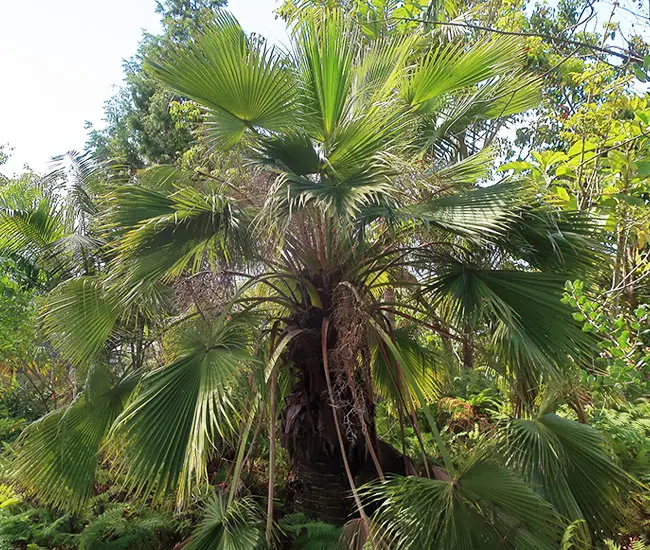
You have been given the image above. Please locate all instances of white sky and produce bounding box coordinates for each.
[1,1,644,178]
[0,0,288,178]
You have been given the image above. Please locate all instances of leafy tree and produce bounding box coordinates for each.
[3,7,644,550]
[86,0,227,169]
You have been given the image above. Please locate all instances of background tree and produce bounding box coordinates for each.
[85,0,227,169]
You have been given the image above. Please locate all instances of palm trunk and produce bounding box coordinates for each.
[279,279,414,522]
[280,315,373,523]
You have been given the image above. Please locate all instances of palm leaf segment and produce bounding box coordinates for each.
[499,413,636,543]
[423,263,593,381]
[0,151,107,278]
[102,183,252,301]
[11,314,253,512]
[187,493,263,550]
[108,315,255,508]
[147,11,296,148]
[365,454,563,550]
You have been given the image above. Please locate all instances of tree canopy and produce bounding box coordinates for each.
[1,1,649,549]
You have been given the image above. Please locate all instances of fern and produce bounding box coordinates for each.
[77,506,174,550]
[0,506,78,549]
[279,513,343,550]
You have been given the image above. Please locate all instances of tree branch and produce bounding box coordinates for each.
[388,17,645,65]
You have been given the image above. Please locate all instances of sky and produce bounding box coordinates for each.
[0,0,288,177]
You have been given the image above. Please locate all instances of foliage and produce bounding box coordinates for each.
[0,501,177,550]
[0,504,80,550]
[591,400,650,483]
[278,513,343,549]
[498,412,634,543]
[86,0,226,168]
[1,2,650,549]
[186,494,263,550]
[564,280,650,400]
[77,506,175,550]
[365,454,563,550]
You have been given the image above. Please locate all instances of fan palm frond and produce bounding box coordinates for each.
[430,147,496,188]
[108,315,256,507]
[365,454,563,550]
[499,208,605,275]
[186,493,263,550]
[11,365,137,512]
[41,277,121,367]
[404,37,528,108]
[425,265,592,380]
[406,181,522,241]
[103,184,252,298]
[0,196,66,259]
[147,11,296,147]
[294,11,356,139]
[499,413,636,542]
[372,327,442,413]
[43,150,100,219]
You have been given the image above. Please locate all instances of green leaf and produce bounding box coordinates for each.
[372,328,442,413]
[147,11,296,146]
[109,316,255,507]
[41,277,121,367]
[406,181,521,241]
[12,366,137,512]
[365,455,562,550]
[498,160,532,174]
[633,64,648,83]
[636,160,650,177]
[187,494,263,550]
[554,186,570,202]
[499,413,636,541]
[104,184,251,298]
[405,37,527,107]
[296,12,356,139]
[425,266,594,381]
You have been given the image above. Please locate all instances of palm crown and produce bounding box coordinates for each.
[4,10,632,549]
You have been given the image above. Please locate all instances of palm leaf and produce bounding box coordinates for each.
[0,196,66,259]
[42,150,100,219]
[255,130,321,176]
[11,365,136,512]
[365,455,563,550]
[371,327,442,413]
[187,493,263,550]
[104,185,252,298]
[425,265,592,379]
[500,413,636,542]
[430,147,496,188]
[147,12,296,147]
[41,277,121,367]
[404,37,527,108]
[498,207,605,275]
[295,11,355,139]
[108,316,255,507]
[406,181,522,241]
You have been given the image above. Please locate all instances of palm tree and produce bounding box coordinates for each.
[7,10,633,548]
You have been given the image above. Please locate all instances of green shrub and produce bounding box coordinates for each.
[591,400,650,482]
[77,506,175,550]
[0,416,27,446]
[0,506,79,549]
[278,513,343,550]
